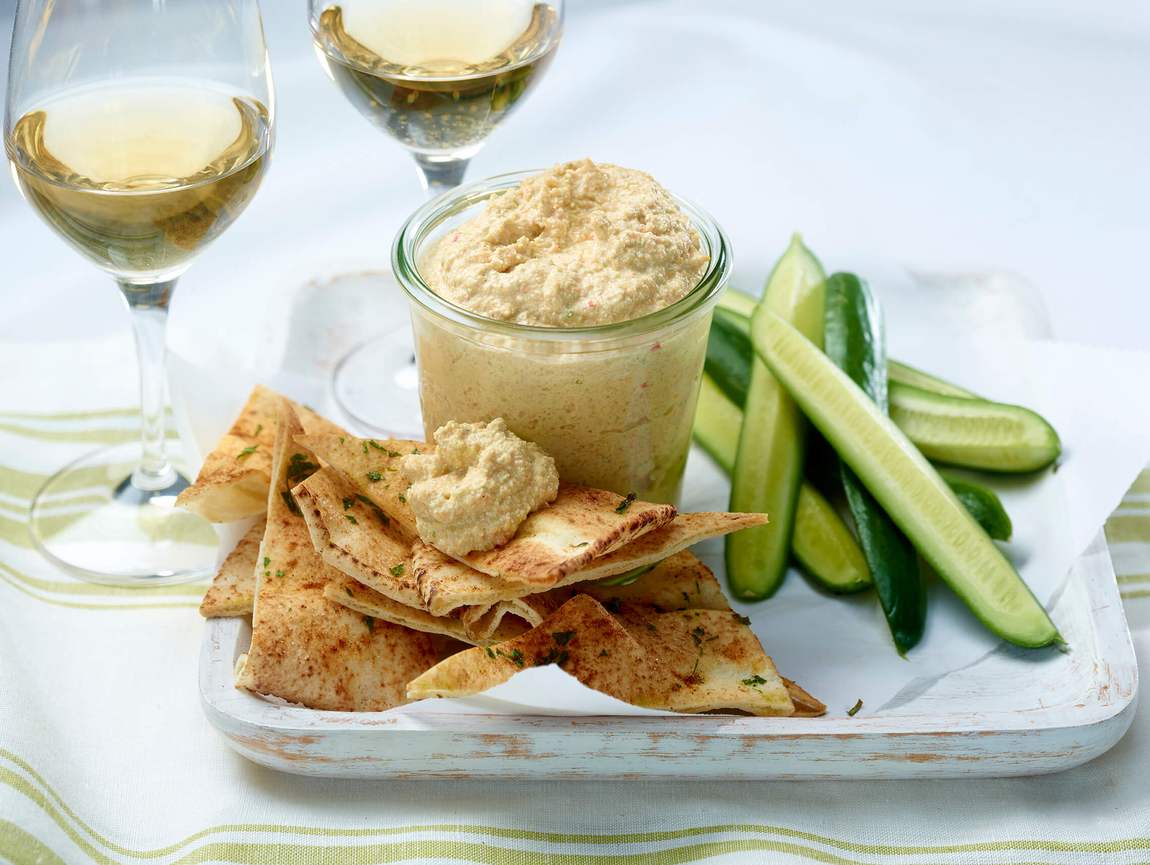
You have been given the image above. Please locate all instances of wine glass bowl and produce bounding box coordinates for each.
[4,0,274,585]
[309,0,563,192]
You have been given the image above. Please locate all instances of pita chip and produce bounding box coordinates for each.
[199,519,264,617]
[407,594,797,716]
[414,511,768,614]
[234,401,445,711]
[296,434,422,539]
[293,467,421,607]
[324,576,528,647]
[176,385,342,522]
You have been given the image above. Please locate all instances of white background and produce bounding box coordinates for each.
[2,0,1149,352]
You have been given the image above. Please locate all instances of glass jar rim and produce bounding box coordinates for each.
[391,168,733,340]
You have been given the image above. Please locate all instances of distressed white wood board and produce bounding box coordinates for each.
[200,532,1134,779]
[186,268,1141,778]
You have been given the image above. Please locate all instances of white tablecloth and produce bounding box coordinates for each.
[4,2,1150,862]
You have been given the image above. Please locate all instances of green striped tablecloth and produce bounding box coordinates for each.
[3,339,1149,865]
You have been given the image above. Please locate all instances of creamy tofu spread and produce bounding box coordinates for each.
[421,159,708,327]
[401,418,559,556]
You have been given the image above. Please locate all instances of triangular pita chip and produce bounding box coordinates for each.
[293,467,421,607]
[325,575,529,646]
[296,434,421,539]
[449,484,677,584]
[407,594,796,716]
[199,519,264,617]
[784,678,827,717]
[177,385,342,522]
[234,402,445,711]
[458,594,559,643]
[414,512,767,614]
[299,433,678,585]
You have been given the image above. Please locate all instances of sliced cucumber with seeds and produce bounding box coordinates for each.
[888,360,977,399]
[727,235,827,600]
[751,308,1058,648]
[792,484,872,593]
[717,286,760,319]
[693,374,742,474]
[889,382,1061,473]
[694,369,1012,594]
[825,273,925,653]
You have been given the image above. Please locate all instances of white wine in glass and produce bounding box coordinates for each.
[4,0,274,585]
[307,0,563,435]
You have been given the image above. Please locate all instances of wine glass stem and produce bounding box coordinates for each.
[118,278,178,492]
[414,153,470,198]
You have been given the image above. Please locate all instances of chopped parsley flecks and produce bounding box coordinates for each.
[263,557,270,568]
[741,674,768,688]
[389,563,406,577]
[398,493,407,504]
[275,570,284,577]
[363,615,375,633]
[485,647,496,659]
[342,497,355,510]
[614,492,637,514]
[366,471,383,482]
[345,514,359,525]
[254,424,263,437]
[236,445,258,461]
[281,490,300,515]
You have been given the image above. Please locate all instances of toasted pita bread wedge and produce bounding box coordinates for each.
[407,594,796,716]
[325,576,530,646]
[303,430,678,585]
[580,550,730,612]
[784,678,827,717]
[415,512,767,614]
[458,594,559,643]
[234,402,445,711]
[293,467,421,607]
[199,519,264,617]
[450,484,676,584]
[177,385,342,522]
[296,434,422,539]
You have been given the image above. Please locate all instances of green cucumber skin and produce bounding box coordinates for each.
[727,235,827,600]
[942,475,1013,541]
[752,309,1059,648]
[889,382,1062,473]
[702,314,1059,475]
[704,313,754,408]
[824,273,926,653]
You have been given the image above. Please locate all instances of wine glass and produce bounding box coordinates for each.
[5,0,275,585]
[308,0,564,435]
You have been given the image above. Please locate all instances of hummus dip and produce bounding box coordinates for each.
[408,159,723,503]
[402,418,559,556]
[422,159,708,327]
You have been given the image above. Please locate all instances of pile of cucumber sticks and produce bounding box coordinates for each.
[694,235,1063,653]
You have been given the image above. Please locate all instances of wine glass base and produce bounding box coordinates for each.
[332,329,425,439]
[29,440,218,587]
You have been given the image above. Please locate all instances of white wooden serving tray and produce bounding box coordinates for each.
[189,267,1138,779]
[200,533,1135,781]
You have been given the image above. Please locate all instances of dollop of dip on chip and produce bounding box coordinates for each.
[401,418,559,556]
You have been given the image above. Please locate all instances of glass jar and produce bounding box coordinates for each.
[392,170,732,504]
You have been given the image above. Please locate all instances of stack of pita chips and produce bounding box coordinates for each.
[182,386,824,717]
